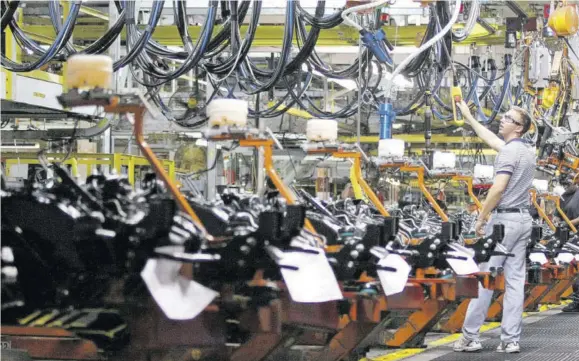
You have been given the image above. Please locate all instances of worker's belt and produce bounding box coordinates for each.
[495,208,529,214]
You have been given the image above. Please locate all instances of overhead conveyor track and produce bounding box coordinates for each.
[2,9,579,355]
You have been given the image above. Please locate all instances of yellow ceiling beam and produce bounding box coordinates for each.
[20,30,85,51]
[19,24,507,47]
[21,29,60,45]
[339,135,485,144]
[78,6,109,21]
[410,148,497,155]
[19,69,63,84]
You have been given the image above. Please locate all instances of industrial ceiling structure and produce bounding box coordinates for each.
[2,2,579,361]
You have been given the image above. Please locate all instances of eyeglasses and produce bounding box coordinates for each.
[501,114,523,126]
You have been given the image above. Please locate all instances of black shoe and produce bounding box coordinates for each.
[562,302,579,312]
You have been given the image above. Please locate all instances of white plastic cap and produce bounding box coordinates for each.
[65,54,113,90]
[378,139,405,158]
[306,118,338,142]
[474,164,494,179]
[432,152,456,169]
[206,98,249,127]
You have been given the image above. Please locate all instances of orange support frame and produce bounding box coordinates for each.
[536,192,579,304]
[398,165,449,222]
[384,274,479,348]
[440,272,504,333]
[452,175,483,210]
[238,139,317,234]
[544,152,579,174]
[101,102,211,238]
[540,265,579,304]
[530,189,556,231]
[543,194,578,233]
[327,151,389,217]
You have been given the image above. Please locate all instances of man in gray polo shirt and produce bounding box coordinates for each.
[453,101,535,354]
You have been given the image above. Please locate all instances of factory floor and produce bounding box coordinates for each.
[364,303,579,361]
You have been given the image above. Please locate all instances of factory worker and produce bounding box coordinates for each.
[453,101,535,354]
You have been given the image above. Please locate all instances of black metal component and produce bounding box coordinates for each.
[382,216,399,244]
[441,222,457,241]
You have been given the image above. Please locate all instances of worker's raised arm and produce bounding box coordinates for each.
[457,101,506,152]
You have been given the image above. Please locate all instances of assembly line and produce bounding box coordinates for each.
[1,1,579,361]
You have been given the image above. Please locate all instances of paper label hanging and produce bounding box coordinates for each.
[376,254,411,296]
[446,250,479,275]
[529,252,549,265]
[141,258,218,320]
[555,252,574,265]
[279,246,343,303]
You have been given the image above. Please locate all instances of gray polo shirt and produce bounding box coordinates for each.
[494,138,536,209]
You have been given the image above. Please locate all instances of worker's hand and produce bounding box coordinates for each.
[456,101,473,124]
[475,218,486,236]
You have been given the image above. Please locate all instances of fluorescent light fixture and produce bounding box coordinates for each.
[308,68,358,90]
[302,154,348,162]
[382,72,414,89]
[195,78,228,93]
[1,143,40,150]
[195,139,208,147]
[185,132,203,138]
[329,78,357,90]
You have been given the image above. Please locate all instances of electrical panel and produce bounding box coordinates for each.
[568,114,579,134]
[550,50,563,77]
[529,45,551,88]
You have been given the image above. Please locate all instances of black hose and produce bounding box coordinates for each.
[1,0,19,32]
[203,0,261,76]
[114,0,164,71]
[436,1,452,71]
[174,0,193,52]
[1,2,80,72]
[296,1,343,29]
[48,0,76,56]
[238,0,296,94]
[130,1,217,86]
[403,4,437,77]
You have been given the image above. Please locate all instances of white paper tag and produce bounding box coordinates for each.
[449,243,475,258]
[446,250,479,275]
[141,258,218,320]
[529,252,549,265]
[279,246,343,303]
[556,252,575,265]
[576,254,579,262]
[376,254,411,296]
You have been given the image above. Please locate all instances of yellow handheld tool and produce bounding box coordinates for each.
[450,84,465,127]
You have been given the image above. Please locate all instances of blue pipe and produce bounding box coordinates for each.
[379,103,395,139]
